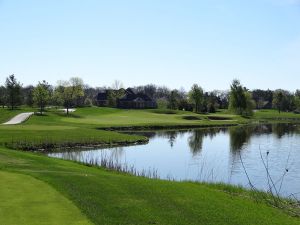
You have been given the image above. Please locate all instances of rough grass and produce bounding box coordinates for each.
[0,170,92,225]
[0,147,299,225]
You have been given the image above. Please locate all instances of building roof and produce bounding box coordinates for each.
[118,92,153,102]
[96,88,155,102]
[96,91,109,101]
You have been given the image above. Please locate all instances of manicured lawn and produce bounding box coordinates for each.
[63,107,241,127]
[0,170,92,225]
[254,109,300,120]
[0,147,299,225]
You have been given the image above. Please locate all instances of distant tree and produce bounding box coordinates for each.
[135,84,157,99]
[229,79,253,116]
[0,86,7,108]
[295,90,300,98]
[177,87,189,111]
[22,85,34,107]
[294,95,300,113]
[207,92,217,113]
[143,84,157,99]
[251,89,273,109]
[273,90,285,113]
[54,77,84,115]
[157,98,168,109]
[33,80,50,114]
[111,80,124,90]
[214,90,229,109]
[5,74,22,110]
[168,90,180,110]
[155,86,171,99]
[272,89,294,113]
[84,97,93,107]
[107,80,125,107]
[188,84,204,113]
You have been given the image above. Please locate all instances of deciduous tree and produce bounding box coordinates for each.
[229,79,253,116]
[189,84,204,113]
[54,77,84,115]
[33,80,50,114]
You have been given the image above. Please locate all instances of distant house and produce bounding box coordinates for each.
[96,90,110,106]
[96,88,157,109]
[117,88,157,109]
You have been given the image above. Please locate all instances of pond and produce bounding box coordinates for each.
[48,123,300,198]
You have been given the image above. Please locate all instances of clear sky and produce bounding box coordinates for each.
[0,0,300,91]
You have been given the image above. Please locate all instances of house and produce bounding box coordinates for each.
[96,88,157,109]
[117,88,157,109]
[96,90,110,106]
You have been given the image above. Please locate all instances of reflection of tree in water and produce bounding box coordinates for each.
[155,130,183,148]
[188,128,225,156]
[229,124,299,153]
[168,132,177,148]
[188,130,204,156]
[228,124,299,178]
[229,126,254,152]
[272,123,298,138]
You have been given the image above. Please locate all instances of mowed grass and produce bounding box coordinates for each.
[0,170,92,225]
[254,109,300,120]
[0,108,149,150]
[23,107,242,128]
[0,126,146,150]
[0,147,299,225]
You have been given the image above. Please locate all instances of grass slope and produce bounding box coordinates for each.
[0,147,299,225]
[0,170,92,225]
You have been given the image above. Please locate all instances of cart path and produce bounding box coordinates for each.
[2,112,34,125]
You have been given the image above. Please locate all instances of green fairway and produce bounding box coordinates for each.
[0,147,299,225]
[0,170,92,225]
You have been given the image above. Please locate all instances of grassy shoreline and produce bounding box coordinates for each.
[1,147,300,225]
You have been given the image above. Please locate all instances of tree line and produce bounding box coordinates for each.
[1,74,300,116]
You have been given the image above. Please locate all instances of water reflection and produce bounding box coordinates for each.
[49,123,300,198]
[187,128,227,155]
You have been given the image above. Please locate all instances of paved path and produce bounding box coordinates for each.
[3,112,34,125]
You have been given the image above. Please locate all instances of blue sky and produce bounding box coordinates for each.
[0,0,300,91]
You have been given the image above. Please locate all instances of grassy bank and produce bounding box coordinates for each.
[1,147,299,225]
